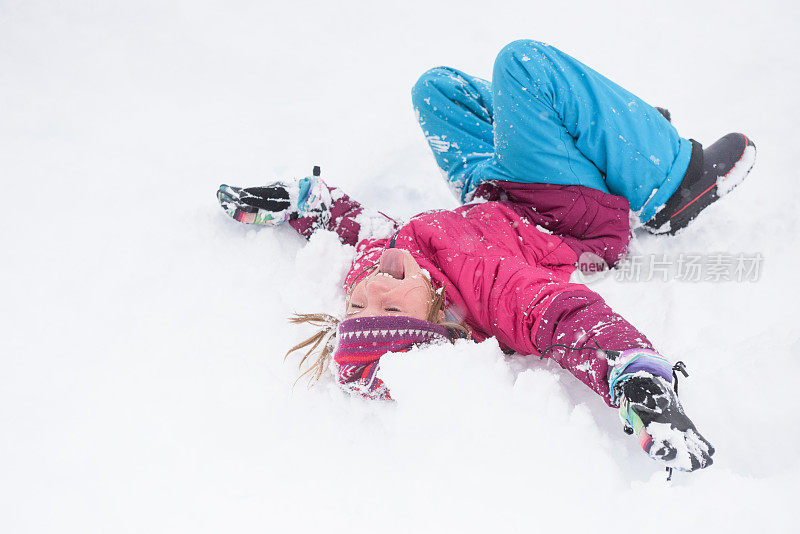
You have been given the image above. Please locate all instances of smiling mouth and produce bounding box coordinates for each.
[378,249,406,280]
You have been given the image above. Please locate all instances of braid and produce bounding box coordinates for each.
[285,313,340,386]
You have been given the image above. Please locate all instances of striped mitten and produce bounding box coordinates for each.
[217,172,331,226]
[609,349,715,472]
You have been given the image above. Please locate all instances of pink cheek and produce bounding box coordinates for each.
[395,285,431,318]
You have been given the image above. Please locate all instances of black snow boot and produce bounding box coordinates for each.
[645,133,756,235]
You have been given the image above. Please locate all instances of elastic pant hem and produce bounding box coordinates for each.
[638,137,694,223]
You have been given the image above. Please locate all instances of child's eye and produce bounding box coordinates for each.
[385,307,401,312]
[346,304,364,317]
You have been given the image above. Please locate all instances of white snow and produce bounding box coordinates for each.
[353,208,396,242]
[2,1,799,533]
[717,144,758,196]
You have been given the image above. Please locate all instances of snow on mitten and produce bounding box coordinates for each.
[217,173,331,226]
[609,349,715,472]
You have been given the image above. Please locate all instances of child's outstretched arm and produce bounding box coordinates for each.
[216,168,398,246]
[533,289,715,472]
[469,257,713,472]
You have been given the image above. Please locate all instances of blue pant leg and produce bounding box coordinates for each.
[492,40,693,222]
[412,67,512,203]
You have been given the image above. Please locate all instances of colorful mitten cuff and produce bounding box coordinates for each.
[607,348,673,405]
[296,176,329,215]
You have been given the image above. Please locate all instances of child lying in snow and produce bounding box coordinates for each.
[216,40,757,473]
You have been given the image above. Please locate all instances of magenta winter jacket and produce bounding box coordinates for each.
[290,181,654,406]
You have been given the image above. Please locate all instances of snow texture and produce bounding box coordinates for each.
[717,144,757,196]
[1,1,799,533]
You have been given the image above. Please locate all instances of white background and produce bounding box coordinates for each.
[2,1,799,532]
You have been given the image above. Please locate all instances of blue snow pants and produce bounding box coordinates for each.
[411,40,693,223]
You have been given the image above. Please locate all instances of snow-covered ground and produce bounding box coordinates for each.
[2,1,799,532]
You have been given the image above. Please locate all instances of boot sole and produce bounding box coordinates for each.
[716,135,757,196]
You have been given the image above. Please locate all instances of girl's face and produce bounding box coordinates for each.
[346,249,436,321]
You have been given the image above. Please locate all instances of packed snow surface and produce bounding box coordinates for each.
[2,1,799,533]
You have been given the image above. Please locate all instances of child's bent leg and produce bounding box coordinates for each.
[411,67,512,203]
[492,40,693,222]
